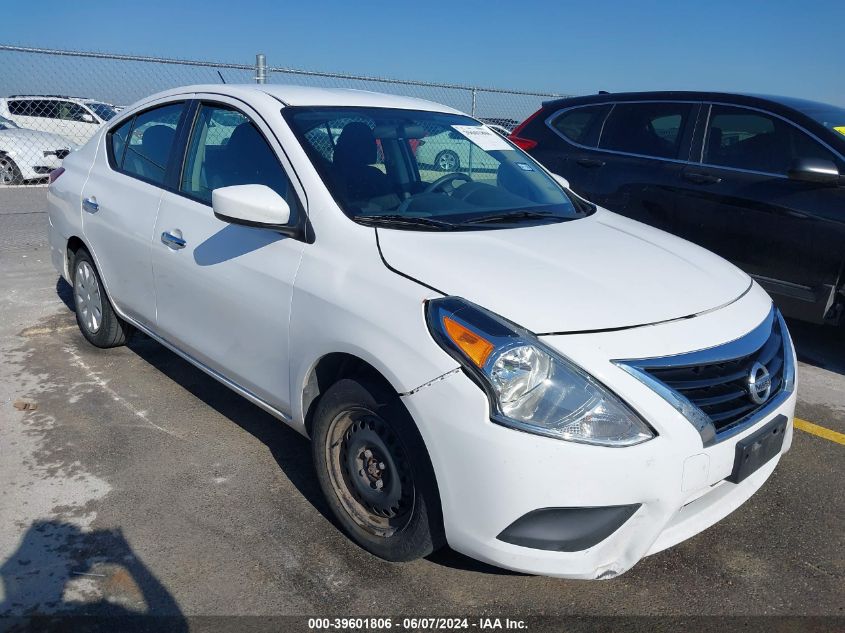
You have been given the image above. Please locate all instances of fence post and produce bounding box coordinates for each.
[471,87,477,116]
[255,53,267,84]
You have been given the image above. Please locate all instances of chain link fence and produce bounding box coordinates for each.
[0,44,570,185]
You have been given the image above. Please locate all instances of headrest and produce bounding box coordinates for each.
[334,122,377,167]
[141,124,175,167]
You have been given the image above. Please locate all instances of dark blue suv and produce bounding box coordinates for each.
[510,92,845,325]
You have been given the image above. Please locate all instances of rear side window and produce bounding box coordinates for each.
[7,100,33,116]
[31,100,60,119]
[110,118,133,167]
[704,104,838,175]
[110,103,184,185]
[600,102,694,159]
[549,104,611,147]
[181,103,296,211]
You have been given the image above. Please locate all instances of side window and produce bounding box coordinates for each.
[8,100,32,116]
[704,104,838,174]
[57,101,89,122]
[33,100,60,119]
[119,103,184,185]
[599,102,694,159]
[109,118,134,168]
[549,104,611,147]
[181,104,296,213]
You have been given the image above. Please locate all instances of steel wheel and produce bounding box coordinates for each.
[436,150,459,172]
[74,260,103,334]
[325,407,415,538]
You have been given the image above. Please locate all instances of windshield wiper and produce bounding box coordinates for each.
[355,214,458,230]
[460,210,562,225]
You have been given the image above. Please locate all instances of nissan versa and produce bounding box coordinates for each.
[46,85,797,579]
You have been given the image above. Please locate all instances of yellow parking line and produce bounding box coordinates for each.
[794,418,845,445]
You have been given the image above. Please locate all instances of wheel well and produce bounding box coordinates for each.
[66,236,86,279]
[302,353,396,438]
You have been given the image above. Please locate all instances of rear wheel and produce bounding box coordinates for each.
[311,378,444,561]
[0,157,22,185]
[72,249,131,348]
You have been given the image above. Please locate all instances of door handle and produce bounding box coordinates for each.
[161,231,186,250]
[82,197,99,213]
[576,158,606,168]
[683,171,722,185]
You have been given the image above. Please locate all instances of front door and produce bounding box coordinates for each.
[673,103,845,322]
[152,99,306,412]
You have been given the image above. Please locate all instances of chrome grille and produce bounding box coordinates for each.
[643,317,785,432]
[617,308,793,443]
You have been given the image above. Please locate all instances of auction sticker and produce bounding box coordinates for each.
[835,126,845,137]
[452,125,514,151]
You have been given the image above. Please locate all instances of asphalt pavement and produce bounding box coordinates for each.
[0,187,842,629]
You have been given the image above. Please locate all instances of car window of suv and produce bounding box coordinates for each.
[32,100,60,119]
[181,103,297,213]
[704,104,838,174]
[549,104,611,147]
[599,102,694,159]
[115,103,183,185]
[57,101,90,122]
[7,100,33,116]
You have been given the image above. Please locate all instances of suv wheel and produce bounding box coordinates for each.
[72,249,131,348]
[311,378,444,561]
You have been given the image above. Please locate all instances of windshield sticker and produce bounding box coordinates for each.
[451,124,514,152]
[515,162,535,171]
[835,126,845,137]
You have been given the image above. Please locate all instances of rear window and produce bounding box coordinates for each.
[599,102,694,159]
[549,104,611,147]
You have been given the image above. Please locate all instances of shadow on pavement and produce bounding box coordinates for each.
[0,520,186,632]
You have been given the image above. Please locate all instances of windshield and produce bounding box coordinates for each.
[86,102,118,121]
[0,115,19,130]
[285,107,589,229]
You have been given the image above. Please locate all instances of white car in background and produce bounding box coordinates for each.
[0,115,74,184]
[48,84,796,579]
[0,95,119,146]
[416,128,501,172]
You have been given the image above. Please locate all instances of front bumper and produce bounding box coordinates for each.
[401,284,796,579]
[403,368,794,579]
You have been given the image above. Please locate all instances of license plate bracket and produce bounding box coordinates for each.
[727,414,788,484]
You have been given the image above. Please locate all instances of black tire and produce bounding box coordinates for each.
[434,150,460,172]
[311,378,444,562]
[71,249,131,348]
[0,156,23,185]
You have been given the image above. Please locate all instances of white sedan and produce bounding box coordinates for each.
[0,115,75,184]
[47,84,796,579]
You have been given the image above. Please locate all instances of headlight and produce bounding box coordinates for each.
[426,297,654,446]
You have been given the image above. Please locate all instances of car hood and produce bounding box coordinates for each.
[0,128,72,149]
[377,208,752,333]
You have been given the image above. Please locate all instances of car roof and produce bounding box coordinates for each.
[141,84,464,114]
[541,90,837,116]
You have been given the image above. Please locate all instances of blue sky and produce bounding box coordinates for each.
[2,0,843,105]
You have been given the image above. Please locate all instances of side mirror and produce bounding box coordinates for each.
[787,157,840,185]
[552,173,570,190]
[212,184,291,228]
[81,113,96,123]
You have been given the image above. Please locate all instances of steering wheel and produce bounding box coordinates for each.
[424,172,472,195]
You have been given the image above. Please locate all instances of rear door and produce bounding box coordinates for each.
[81,100,187,327]
[673,103,845,322]
[535,103,611,199]
[152,97,306,413]
[589,101,699,231]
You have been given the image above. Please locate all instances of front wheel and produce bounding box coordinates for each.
[311,378,444,561]
[434,150,460,172]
